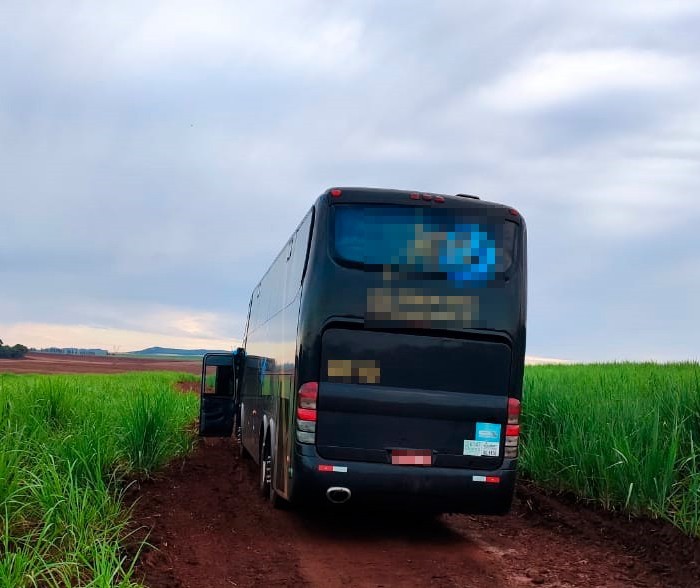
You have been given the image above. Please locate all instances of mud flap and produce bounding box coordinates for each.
[199,352,239,437]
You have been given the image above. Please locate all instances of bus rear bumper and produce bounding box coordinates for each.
[291,450,517,514]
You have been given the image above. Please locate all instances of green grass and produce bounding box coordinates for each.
[521,362,700,536]
[0,371,198,587]
[4,362,698,584]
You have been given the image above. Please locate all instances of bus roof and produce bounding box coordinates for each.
[321,186,520,218]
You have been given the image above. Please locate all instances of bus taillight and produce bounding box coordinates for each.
[507,397,520,424]
[296,382,318,444]
[505,397,520,458]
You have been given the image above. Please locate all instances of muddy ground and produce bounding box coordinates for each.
[0,351,201,375]
[129,438,700,588]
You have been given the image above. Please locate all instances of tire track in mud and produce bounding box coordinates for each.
[129,438,699,588]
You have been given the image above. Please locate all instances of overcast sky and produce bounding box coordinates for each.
[1,1,699,361]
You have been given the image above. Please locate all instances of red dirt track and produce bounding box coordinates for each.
[130,438,700,588]
[0,352,201,375]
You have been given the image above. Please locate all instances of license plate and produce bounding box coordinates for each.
[391,449,433,466]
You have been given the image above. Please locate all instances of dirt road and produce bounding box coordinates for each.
[130,438,700,588]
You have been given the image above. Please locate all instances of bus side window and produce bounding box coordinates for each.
[249,286,261,332]
[287,209,313,304]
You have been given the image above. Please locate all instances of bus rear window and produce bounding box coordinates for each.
[333,205,517,282]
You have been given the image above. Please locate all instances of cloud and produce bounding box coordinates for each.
[115,2,366,76]
[0,300,245,351]
[3,1,366,83]
[606,0,700,20]
[0,322,235,352]
[478,50,691,112]
[0,1,699,360]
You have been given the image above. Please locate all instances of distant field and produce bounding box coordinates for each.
[522,362,700,536]
[0,352,201,375]
[114,353,205,361]
[0,371,199,587]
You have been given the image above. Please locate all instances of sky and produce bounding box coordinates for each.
[1,1,699,361]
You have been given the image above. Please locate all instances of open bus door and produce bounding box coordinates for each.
[199,350,243,437]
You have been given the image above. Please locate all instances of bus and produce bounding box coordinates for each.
[199,187,527,514]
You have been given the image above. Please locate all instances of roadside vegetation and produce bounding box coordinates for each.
[0,371,198,587]
[3,361,698,585]
[521,362,700,536]
[0,338,28,359]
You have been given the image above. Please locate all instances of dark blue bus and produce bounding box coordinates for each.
[200,187,527,513]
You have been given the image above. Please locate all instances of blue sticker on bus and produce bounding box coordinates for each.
[475,422,501,442]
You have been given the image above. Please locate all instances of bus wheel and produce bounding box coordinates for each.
[268,456,289,510]
[270,487,289,510]
[239,439,249,460]
[259,445,271,497]
[236,425,249,460]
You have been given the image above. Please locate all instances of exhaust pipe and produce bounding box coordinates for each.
[326,486,351,504]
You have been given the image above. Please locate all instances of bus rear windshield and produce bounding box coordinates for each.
[333,205,517,283]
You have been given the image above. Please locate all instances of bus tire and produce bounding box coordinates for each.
[234,407,250,460]
[259,441,271,497]
[268,454,290,510]
[237,426,250,460]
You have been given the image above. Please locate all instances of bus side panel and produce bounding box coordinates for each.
[238,209,314,498]
[275,208,314,499]
[240,238,293,466]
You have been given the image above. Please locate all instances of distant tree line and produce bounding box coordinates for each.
[0,338,28,358]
